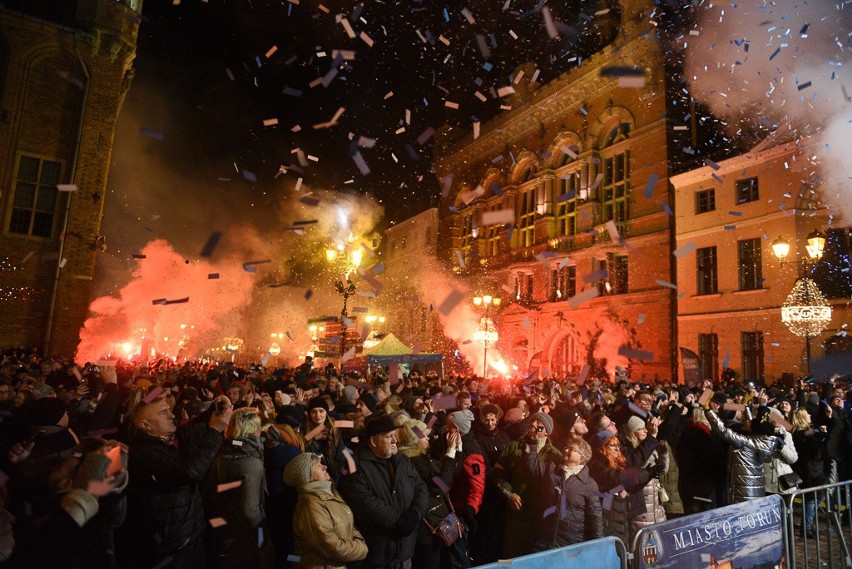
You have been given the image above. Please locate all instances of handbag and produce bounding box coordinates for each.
[422,494,463,547]
[778,472,803,491]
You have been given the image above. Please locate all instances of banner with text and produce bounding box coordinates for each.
[478,536,624,569]
[635,494,784,569]
[680,347,701,387]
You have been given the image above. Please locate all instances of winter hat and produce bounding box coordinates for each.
[449,410,474,435]
[307,396,329,412]
[398,419,429,449]
[343,385,358,404]
[752,405,776,436]
[529,412,554,436]
[553,402,580,431]
[26,397,67,427]
[283,452,314,487]
[362,414,398,438]
[503,407,525,424]
[626,415,646,435]
[592,430,617,449]
[710,391,728,406]
[359,391,379,413]
[276,405,304,429]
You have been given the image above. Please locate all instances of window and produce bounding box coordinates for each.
[486,225,500,257]
[736,177,759,204]
[611,254,628,295]
[695,189,715,214]
[698,333,718,381]
[8,155,62,237]
[696,246,718,295]
[738,238,763,290]
[556,174,578,236]
[550,265,576,300]
[741,331,764,382]
[515,273,533,303]
[601,151,629,223]
[518,187,536,247]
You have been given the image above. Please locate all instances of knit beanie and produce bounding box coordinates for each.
[276,405,304,428]
[307,396,329,412]
[343,385,358,404]
[449,410,474,435]
[283,452,314,487]
[359,391,379,413]
[626,415,646,435]
[592,430,616,449]
[530,412,554,436]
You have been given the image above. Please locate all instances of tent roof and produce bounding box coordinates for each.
[364,333,413,356]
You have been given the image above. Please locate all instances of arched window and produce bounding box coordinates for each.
[550,334,580,377]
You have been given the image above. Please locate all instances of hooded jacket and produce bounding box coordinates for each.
[531,463,603,550]
[203,435,273,569]
[291,480,368,569]
[705,409,782,504]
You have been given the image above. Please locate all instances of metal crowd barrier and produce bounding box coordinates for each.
[475,536,629,569]
[783,481,852,569]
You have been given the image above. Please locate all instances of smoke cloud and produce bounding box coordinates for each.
[684,0,851,220]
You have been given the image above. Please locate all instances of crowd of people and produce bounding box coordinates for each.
[0,347,850,568]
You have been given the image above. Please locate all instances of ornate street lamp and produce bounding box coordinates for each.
[781,278,832,375]
[325,245,363,364]
[472,295,501,377]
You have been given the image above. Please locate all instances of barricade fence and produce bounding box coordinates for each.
[473,482,852,569]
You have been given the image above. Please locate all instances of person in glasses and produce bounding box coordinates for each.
[588,430,662,545]
[493,412,560,558]
[530,436,603,551]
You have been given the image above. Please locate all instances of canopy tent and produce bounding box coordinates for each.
[343,333,443,377]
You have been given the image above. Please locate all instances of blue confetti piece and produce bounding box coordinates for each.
[728,210,743,216]
[724,225,736,230]
[304,289,313,300]
[140,128,165,141]
[482,62,492,71]
[443,7,449,21]
[797,81,812,91]
[769,47,780,60]
[662,201,673,216]
[643,173,658,199]
[242,170,257,183]
[722,350,730,370]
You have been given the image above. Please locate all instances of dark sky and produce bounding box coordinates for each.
[128,0,615,223]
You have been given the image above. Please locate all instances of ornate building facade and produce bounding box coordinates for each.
[435,0,684,382]
[672,136,851,383]
[0,0,140,355]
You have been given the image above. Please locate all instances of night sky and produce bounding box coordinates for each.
[123,0,617,221]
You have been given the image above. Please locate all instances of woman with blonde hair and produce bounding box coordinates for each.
[283,453,368,568]
[204,407,274,568]
[791,407,829,537]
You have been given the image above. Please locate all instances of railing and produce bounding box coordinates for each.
[783,481,852,569]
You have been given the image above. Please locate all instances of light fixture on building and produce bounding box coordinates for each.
[471,226,479,238]
[471,295,501,377]
[771,236,790,260]
[781,277,832,375]
[805,229,826,260]
[269,342,281,356]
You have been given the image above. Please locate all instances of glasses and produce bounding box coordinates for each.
[531,424,546,433]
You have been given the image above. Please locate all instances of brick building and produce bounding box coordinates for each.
[433,0,696,382]
[0,0,139,355]
[671,135,852,383]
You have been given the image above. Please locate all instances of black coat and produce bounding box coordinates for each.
[792,429,828,488]
[675,423,726,510]
[338,445,429,568]
[125,423,224,558]
[532,465,603,550]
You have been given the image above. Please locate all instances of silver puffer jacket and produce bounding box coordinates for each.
[705,410,782,504]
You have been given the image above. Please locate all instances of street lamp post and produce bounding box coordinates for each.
[326,246,362,366]
[773,229,830,375]
[472,295,500,378]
